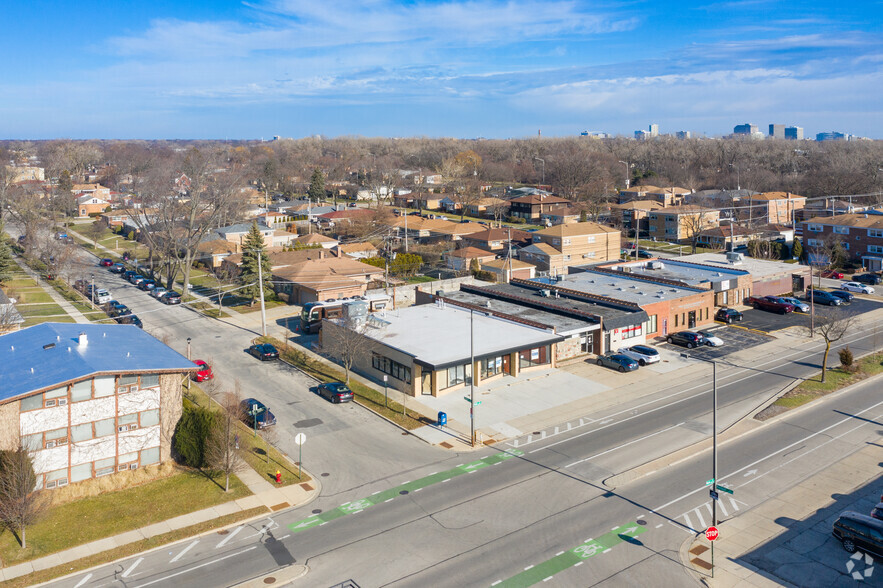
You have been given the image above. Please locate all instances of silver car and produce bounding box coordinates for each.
[840,281,874,294]
[777,296,810,313]
[617,344,661,366]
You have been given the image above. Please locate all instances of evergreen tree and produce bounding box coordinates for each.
[308,168,326,202]
[0,231,14,284]
[239,222,272,305]
[792,237,803,261]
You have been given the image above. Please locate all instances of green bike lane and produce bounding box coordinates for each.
[491,522,648,588]
[288,449,524,534]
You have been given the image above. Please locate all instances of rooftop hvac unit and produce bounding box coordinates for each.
[538,289,552,297]
[725,252,744,264]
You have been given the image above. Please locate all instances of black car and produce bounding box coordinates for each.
[240,398,277,429]
[103,299,123,312]
[830,290,854,303]
[161,291,182,305]
[248,343,279,361]
[110,305,132,318]
[714,308,743,324]
[123,270,138,281]
[137,279,156,291]
[109,263,126,274]
[116,314,143,328]
[317,382,355,403]
[666,331,706,348]
[807,289,843,306]
[595,353,640,372]
[832,511,883,557]
[853,273,882,285]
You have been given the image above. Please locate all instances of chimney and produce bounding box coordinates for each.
[78,332,88,347]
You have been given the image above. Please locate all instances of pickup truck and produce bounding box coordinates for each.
[746,295,794,314]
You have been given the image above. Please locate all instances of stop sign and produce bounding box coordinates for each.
[705,526,719,541]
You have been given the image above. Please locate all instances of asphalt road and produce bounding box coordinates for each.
[47,296,883,587]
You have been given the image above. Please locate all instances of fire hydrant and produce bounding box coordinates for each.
[275,470,282,484]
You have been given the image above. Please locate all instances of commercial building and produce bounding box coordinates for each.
[676,252,812,296]
[0,323,195,490]
[785,126,804,140]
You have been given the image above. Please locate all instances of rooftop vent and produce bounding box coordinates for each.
[43,343,56,350]
[78,333,88,347]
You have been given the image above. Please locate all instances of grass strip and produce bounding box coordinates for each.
[1,507,268,588]
[257,336,425,430]
[773,352,883,410]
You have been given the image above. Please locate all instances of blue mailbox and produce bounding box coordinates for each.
[437,411,447,427]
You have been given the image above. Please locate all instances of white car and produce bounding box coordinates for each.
[93,288,111,304]
[697,330,724,347]
[840,281,874,294]
[617,344,661,366]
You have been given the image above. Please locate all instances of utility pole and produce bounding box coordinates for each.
[404,212,409,253]
[470,309,476,447]
[257,250,267,337]
[507,227,513,283]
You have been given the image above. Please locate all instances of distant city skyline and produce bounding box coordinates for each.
[2,0,881,140]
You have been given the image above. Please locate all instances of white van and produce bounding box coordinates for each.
[94,289,112,304]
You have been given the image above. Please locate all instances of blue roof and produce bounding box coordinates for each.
[0,323,196,402]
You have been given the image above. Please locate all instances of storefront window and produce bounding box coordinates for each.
[482,356,504,379]
[519,345,550,369]
[447,364,466,386]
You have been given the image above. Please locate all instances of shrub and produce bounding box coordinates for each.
[173,406,217,468]
[127,231,135,241]
[839,346,854,368]
[507,216,526,224]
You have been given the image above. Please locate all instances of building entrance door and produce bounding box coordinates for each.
[688,310,696,328]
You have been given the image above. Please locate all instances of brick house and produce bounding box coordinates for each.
[0,323,195,490]
[508,193,571,221]
[647,206,721,242]
[743,192,806,225]
[800,214,883,271]
[519,222,621,273]
[444,247,497,271]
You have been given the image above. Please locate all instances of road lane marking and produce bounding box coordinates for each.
[170,540,198,563]
[288,449,525,535]
[133,546,257,587]
[215,525,243,548]
[73,573,92,588]
[493,523,647,587]
[565,423,684,467]
[121,558,143,578]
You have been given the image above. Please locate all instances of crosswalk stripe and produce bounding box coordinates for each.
[730,497,740,511]
[694,508,706,529]
[684,512,694,531]
[717,498,729,517]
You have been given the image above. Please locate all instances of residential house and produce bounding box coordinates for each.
[480,258,536,282]
[459,228,533,252]
[217,223,275,248]
[647,206,721,242]
[272,258,384,304]
[0,323,195,490]
[799,214,883,271]
[76,193,111,217]
[695,224,767,250]
[319,303,562,397]
[5,166,44,183]
[196,239,241,269]
[335,242,379,259]
[609,200,664,235]
[292,233,339,249]
[444,247,497,271]
[257,211,296,230]
[519,222,621,273]
[742,192,806,225]
[0,290,25,333]
[618,185,690,207]
[508,193,571,221]
[429,221,487,242]
[392,192,444,211]
[465,197,509,219]
[221,247,329,275]
[542,207,582,226]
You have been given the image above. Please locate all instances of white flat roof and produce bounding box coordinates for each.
[533,271,703,303]
[676,253,811,278]
[366,303,563,369]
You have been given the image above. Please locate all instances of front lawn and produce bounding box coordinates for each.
[0,468,251,566]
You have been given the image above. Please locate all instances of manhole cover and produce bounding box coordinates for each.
[321,473,330,477]
[399,490,409,495]
[312,508,322,514]
[263,577,275,584]
[218,529,229,535]
[637,520,647,525]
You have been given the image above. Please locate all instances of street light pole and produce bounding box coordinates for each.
[90,273,95,309]
[186,337,192,390]
[470,309,475,447]
[618,161,631,189]
[257,250,267,337]
[534,157,545,186]
[682,353,717,526]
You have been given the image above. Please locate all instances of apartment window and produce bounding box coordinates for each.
[95,418,115,438]
[563,238,571,246]
[141,374,160,388]
[586,235,595,243]
[650,214,658,220]
[71,423,93,442]
[141,409,160,427]
[833,226,849,235]
[563,255,571,261]
[44,428,68,448]
[807,239,822,247]
[140,447,160,465]
[842,243,850,250]
[118,452,138,470]
[70,463,92,483]
[44,386,67,407]
[869,245,883,254]
[23,433,42,451]
[118,413,138,432]
[95,457,115,477]
[869,229,883,238]
[44,468,68,489]
[649,225,657,232]
[808,224,823,232]
[118,375,139,394]
[20,394,43,412]
[94,376,115,398]
[71,380,92,402]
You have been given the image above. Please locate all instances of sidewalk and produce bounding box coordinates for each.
[14,257,89,324]
[0,466,319,583]
[682,442,881,588]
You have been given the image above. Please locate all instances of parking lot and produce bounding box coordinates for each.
[735,296,883,333]
[676,324,774,360]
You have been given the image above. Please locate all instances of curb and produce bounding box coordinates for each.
[231,564,310,588]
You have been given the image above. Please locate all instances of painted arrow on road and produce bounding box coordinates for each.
[743,469,757,477]
[288,449,524,534]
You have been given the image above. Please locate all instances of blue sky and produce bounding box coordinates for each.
[3,0,881,139]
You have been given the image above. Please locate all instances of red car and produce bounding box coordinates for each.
[821,269,844,279]
[193,360,213,382]
[99,258,113,266]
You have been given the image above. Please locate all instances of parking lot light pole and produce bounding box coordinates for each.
[383,375,388,408]
[186,338,192,390]
[683,353,717,526]
[90,273,95,309]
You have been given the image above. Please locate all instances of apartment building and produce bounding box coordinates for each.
[647,206,721,242]
[800,214,883,271]
[518,222,621,273]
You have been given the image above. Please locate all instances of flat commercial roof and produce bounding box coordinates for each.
[676,253,811,279]
[367,304,563,370]
[440,290,596,335]
[472,283,647,331]
[603,259,748,286]
[532,271,705,304]
[0,323,196,402]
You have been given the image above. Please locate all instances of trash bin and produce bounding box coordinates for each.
[437,411,447,427]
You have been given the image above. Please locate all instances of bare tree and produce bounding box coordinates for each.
[678,206,714,253]
[321,315,380,383]
[0,444,46,549]
[205,390,246,492]
[804,305,857,383]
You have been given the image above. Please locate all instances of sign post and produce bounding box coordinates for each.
[705,526,719,577]
[294,432,306,480]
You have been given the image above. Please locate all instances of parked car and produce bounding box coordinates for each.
[746,295,794,314]
[714,308,743,324]
[151,286,167,299]
[775,296,810,313]
[840,281,875,294]
[871,503,883,521]
[99,258,113,267]
[832,511,883,557]
[317,381,355,403]
[807,289,843,306]
[93,288,112,304]
[131,275,146,286]
[248,343,279,361]
[852,273,882,285]
[830,290,854,303]
[122,270,138,281]
[107,302,129,316]
[137,279,156,291]
[628,249,654,259]
[160,291,182,305]
[115,314,143,328]
[697,330,724,347]
[820,269,845,279]
[103,299,122,312]
[617,345,660,366]
[667,331,706,349]
[240,398,277,429]
[596,353,639,372]
[192,360,213,382]
[109,263,126,274]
